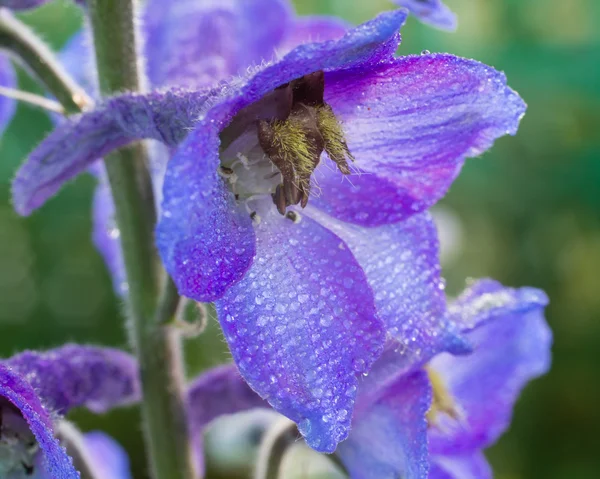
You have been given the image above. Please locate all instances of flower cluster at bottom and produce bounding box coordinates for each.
[0,279,550,479]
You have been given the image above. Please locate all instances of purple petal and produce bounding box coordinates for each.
[393,0,457,31]
[12,89,207,215]
[337,371,431,479]
[278,16,349,54]
[430,452,492,479]
[306,208,468,366]
[0,364,79,478]
[311,54,526,226]
[187,364,267,430]
[214,209,385,452]
[156,128,256,301]
[428,282,552,454]
[143,0,293,88]
[186,364,267,475]
[59,30,97,94]
[92,172,127,296]
[4,344,140,414]
[0,55,16,135]
[447,278,549,331]
[0,0,52,9]
[83,432,132,479]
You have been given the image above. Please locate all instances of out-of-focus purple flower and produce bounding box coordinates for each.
[185,280,551,477]
[0,56,17,135]
[0,345,139,478]
[82,432,132,479]
[0,0,51,9]
[392,1,457,31]
[13,7,526,451]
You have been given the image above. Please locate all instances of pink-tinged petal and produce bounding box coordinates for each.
[430,452,492,479]
[83,432,132,479]
[393,0,457,31]
[428,281,551,454]
[0,365,79,478]
[306,208,468,366]
[143,0,293,88]
[12,89,207,215]
[337,371,431,479]
[4,344,140,414]
[214,209,385,452]
[312,54,526,226]
[0,55,16,135]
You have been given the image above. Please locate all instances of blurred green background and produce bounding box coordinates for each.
[0,0,598,477]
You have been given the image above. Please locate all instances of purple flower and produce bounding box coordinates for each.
[80,432,132,479]
[0,55,17,136]
[0,345,139,478]
[0,1,51,9]
[185,280,551,477]
[12,7,525,451]
[393,0,457,31]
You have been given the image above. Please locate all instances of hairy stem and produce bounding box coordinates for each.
[86,1,196,478]
[0,9,91,113]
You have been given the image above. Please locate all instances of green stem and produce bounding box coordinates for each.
[0,9,91,114]
[86,1,196,478]
[254,419,299,479]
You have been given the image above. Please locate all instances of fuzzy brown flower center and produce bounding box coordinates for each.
[219,71,354,220]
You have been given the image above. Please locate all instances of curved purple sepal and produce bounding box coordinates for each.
[83,432,132,479]
[430,452,492,479]
[144,0,293,88]
[313,54,526,226]
[393,0,457,31]
[428,280,552,454]
[0,365,79,478]
[307,208,468,367]
[215,210,385,452]
[12,89,207,215]
[156,129,256,301]
[4,344,140,414]
[337,370,431,479]
[0,56,16,136]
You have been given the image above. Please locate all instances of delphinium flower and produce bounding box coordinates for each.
[13,5,526,452]
[184,279,551,478]
[392,0,457,30]
[0,344,139,478]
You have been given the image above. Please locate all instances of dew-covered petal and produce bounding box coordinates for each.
[156,126,256,302]
[0,55,16,135]
[83,432,132,479]
[0,365,79,478]
[12,89,207,215]
[144,0,293,88]
[311,54,526,226]
[4,344,140,414]
[430,452,492,479]
[337,370,431,479]
[278,16,349,54]
[306,208,468,368]
[214,209,385,452]
[428,281,552,454]
[393,0,457,31]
